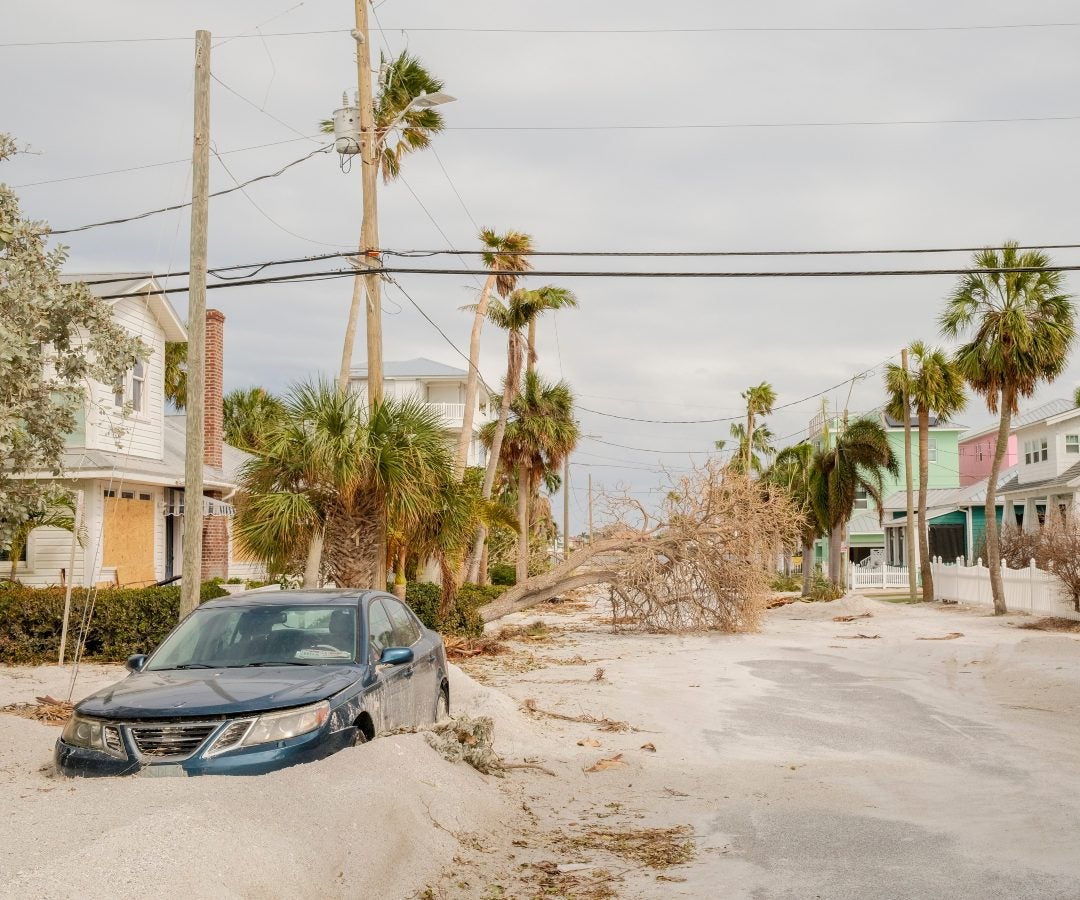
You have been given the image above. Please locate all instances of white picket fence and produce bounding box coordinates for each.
[930,556,1080,621]
[849,565,915,590]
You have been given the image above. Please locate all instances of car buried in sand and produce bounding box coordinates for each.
[55,590,450,777]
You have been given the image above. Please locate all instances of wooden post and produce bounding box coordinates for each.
[181,29,211,620]
[901,347,917,600]
[58,490,84,665]
[563,455,570,562]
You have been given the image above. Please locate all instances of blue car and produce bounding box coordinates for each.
[55,590,449,777]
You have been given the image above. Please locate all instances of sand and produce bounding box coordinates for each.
[3,593,1080,899]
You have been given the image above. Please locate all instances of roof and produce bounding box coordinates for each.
[350,357,469,379]
[882,466,1019,510]
[61,273,187,343]
[998,459,1080,496]
[847,511,884,535]
[960,398,1075,442]
[201,590,370,609]
[885,506,961,528]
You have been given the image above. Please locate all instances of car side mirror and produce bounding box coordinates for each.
[379,647,413,666]
[125,654,148,673]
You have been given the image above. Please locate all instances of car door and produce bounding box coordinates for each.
[366,599,414,732]
[382,595,437,724]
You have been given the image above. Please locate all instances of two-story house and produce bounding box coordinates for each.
[6,274,258,588]
[349,358,492,467]
[956,398,1073,486]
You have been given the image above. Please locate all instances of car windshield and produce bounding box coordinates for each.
[146,605,359,670]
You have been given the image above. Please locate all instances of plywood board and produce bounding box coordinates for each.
[102,495,157,586]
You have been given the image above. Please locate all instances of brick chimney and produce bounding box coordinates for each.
[201,308,228,581]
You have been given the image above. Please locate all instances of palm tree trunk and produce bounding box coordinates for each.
[516,462,530,584]
[984,385,1014,615]
[392,546,407,600]
[323,493,381,588]
[527,318,537,375]
[745,409,754,475]
[302,530,323,588]
[801,538,813,597]
[917,407,934,601]
[829,522,844,589]
[455,274,495,479]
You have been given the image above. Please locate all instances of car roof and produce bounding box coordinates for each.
[199,589,373,610]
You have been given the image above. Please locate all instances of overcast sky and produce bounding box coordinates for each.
[5,1,1080,533]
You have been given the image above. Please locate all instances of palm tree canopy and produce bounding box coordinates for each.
[728,422,775,474]
[488,285,578,332]
[810,417,899,531]
[884,340,967,422]
[940,242,1074,414]
[223,387,288,454]
[764,442,823,541]
[743,381,778,418]
[164,342,187,410]
[479,228,533,298]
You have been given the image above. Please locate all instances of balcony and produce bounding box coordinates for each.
[425,402,492,430]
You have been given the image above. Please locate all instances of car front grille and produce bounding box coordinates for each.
[129,723,218,758]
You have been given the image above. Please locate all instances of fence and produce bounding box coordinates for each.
[930,556,1080,621]
[849,565,916,590]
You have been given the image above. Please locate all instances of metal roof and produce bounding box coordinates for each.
[998,459,1080,496]
[882,466,1019,510]
[960,398,1075,442]
[884,506,961,528]
[350,357,469,379]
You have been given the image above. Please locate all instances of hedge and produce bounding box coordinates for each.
[488,563,516,586]
[404,581,503,639]
[0,581,228,665]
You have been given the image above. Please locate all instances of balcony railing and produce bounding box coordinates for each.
[425,402,492,427]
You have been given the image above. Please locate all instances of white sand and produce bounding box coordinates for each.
[4,595,1080,899]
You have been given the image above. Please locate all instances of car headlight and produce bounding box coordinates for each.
[61,714,125,758]
[205,701,330,757]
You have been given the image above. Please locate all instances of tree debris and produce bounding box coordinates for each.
[521,698,634,732]
[0,695,73,725]
[585,754,626,772]
[563,825,696,869]
[916,632,964,640]
[836,633,881,639]
[833,612,872,622]
[425,716,504,776]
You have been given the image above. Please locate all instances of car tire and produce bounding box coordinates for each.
[436,687,450,722]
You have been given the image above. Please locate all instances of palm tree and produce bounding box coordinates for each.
[740,382,777,474]
[223,387,287,454]
[885,341,967,601]
[728,422,776,475]
[525,286,578,373]
[1073,385,1080,409]
[235,381,452,589]
[164,342,186,410]
[454,228,533,477]
[480,372,580,582]
[320,51,447,183]
[765,443,822,596]
[468,285,574,581]
[811,417,899,589]
[4,495,82,582]
[940,242,1074,614]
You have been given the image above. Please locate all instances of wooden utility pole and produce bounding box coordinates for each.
[587,473,594,544]
[563,455,570,561]
[337,0,383,403]
[902,346,918,600]
[181,29,211,620]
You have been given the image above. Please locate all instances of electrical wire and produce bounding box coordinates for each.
[376,263,1080,278]
[51,145,332,234]
[209,73,323,144]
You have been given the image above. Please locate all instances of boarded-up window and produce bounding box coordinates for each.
[102,495,156,586]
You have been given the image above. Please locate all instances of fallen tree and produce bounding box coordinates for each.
[478,462,799,632]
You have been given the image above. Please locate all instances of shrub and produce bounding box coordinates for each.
[808,572,845,601]
[770,573,802,592]
[0,581,228,665]
[403,581,504,640]
[488,562,516,586]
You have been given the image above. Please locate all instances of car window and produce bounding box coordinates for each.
[367,600,395,661]
[383,597,421,647]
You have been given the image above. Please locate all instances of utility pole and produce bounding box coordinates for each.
[588,473,594,544]
[563,455,570,562]
[337,0,383,404]
[902,346,918,600]
[181,29,210,620]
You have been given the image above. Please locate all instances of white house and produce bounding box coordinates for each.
[997,404,1080,529]
[5,274,262,588]
[349,358,493,467]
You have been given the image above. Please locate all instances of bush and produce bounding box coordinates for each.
[0,581,228,665]
[488,562,516,586]
[403,581,504,640]
[808,572,845,601]
[770,573,802,592]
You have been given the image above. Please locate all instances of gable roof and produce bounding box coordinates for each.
[883,465,1019,510]
[960,398,1075,442]
[998,459,1080,496]
[61,273,187,343]
[350,357,469,379]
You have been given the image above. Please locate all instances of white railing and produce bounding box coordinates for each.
[849,565,917,590]
[930,556,1080,620]
[426,402,465,421]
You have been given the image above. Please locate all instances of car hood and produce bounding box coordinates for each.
[75,666,364,720]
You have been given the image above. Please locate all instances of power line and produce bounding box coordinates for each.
[584,437,716,455]
[5,22,1080,45]
[51,145,331,234]
[375,264,1080,279]
[210,72,322,144]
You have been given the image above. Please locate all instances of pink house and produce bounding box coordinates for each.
[958,399,1073,486]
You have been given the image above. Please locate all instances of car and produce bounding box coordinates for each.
[54,589,449,777]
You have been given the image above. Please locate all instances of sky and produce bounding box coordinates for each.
[4,1,1080,535]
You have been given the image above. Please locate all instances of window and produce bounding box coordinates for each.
[976,445,984,462]
[1039,437,1049,462]
[853,488,868,510]
[384,598,421,647]
[927,438,937,462]
[1067,435,1079,455]
[367,601,394,661]
[131,359,146,413]
[113,375,124,408]
[0,543,27,563]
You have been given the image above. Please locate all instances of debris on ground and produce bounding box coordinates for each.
[585,753,627,773]
[497,621,558,642]
[640,742,657,752]
[836,633,881,640]
[578,737,601,748]
[528,861,619,900]
[425,716,504,776]
[1017,617,1080,633]
[917,632,965,640]
[563,825,696,869]
[592,667,606,681]
[442,634,509,660]
[0,695,73,725]
[521,698,634,732]
[833,612,873,622]
[767,595,799,609]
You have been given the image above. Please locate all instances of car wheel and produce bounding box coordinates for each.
[436,687,450,722]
